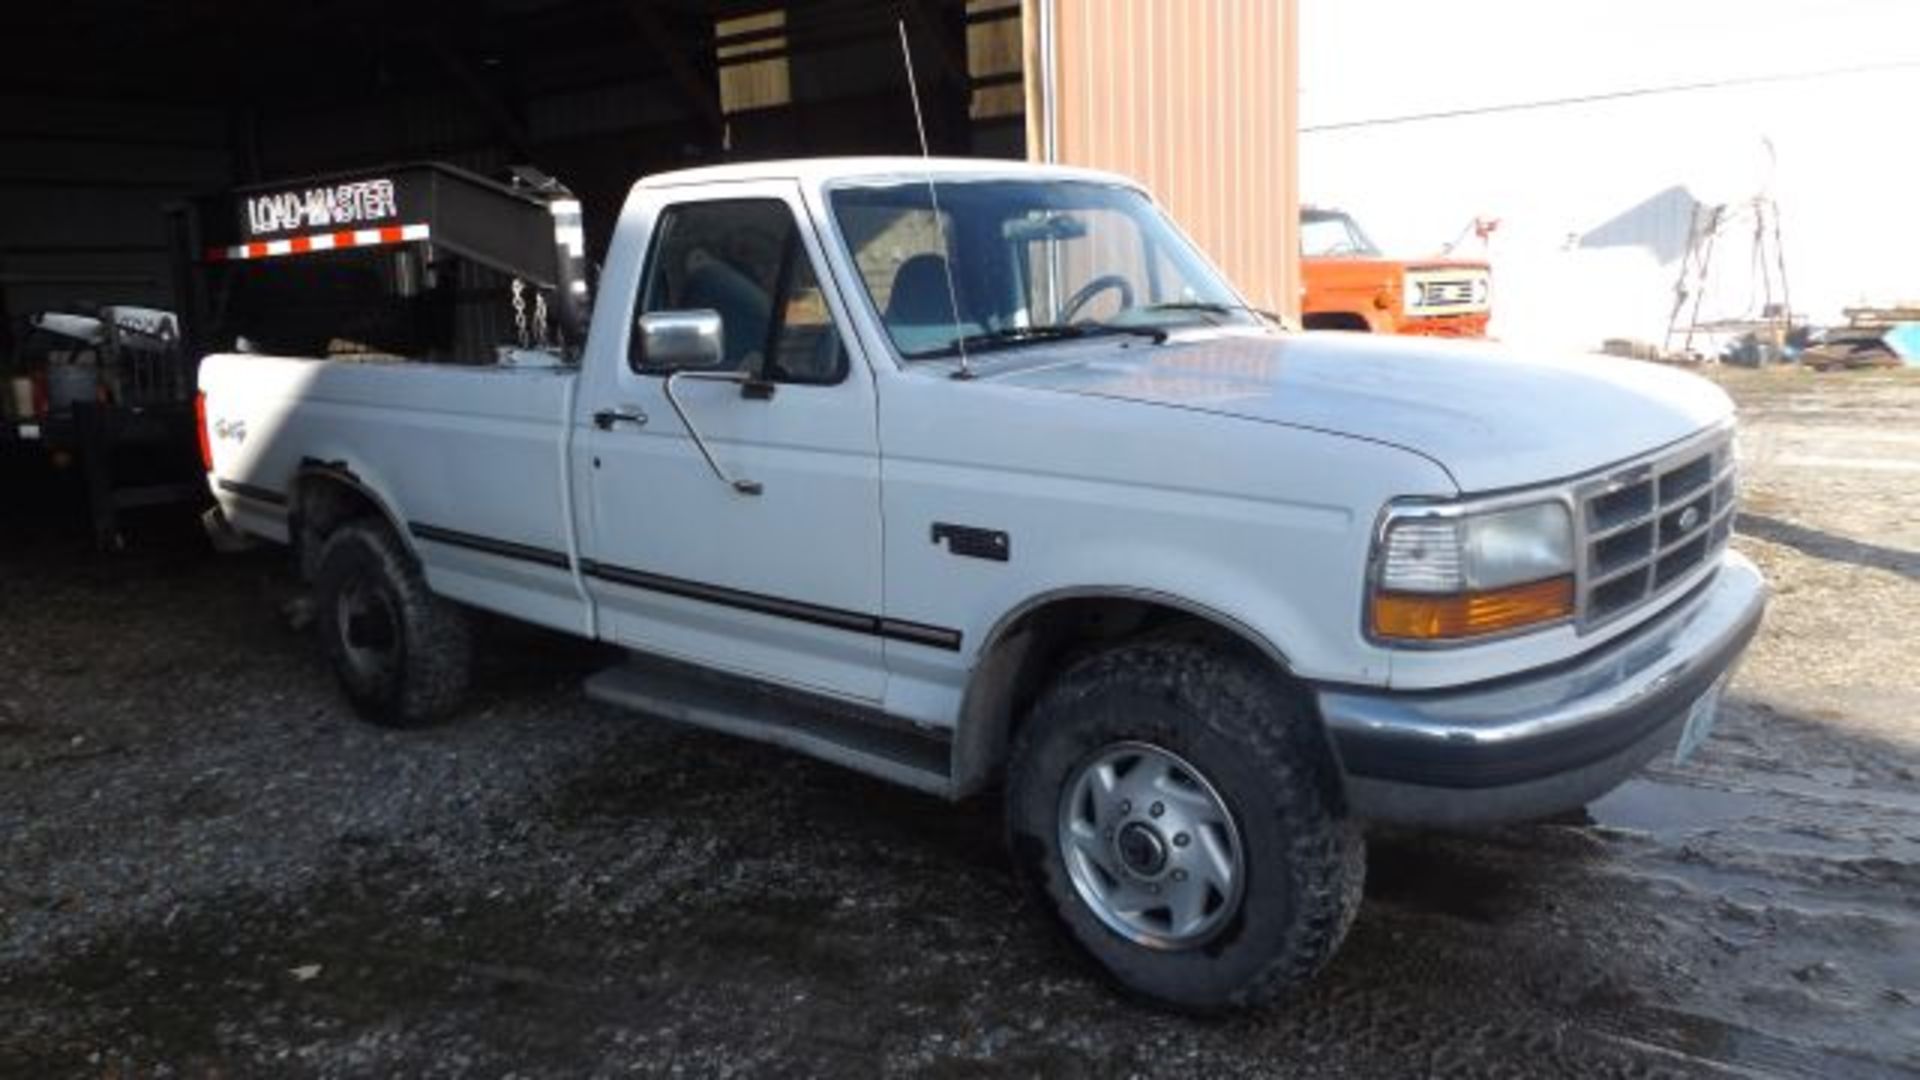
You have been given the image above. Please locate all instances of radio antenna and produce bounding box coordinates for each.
[897,18,972,379]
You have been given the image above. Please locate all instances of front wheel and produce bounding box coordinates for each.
[1006,639,1364,1012]
[312,520,473,727]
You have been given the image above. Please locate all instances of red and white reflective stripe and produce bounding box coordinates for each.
[205,223,429,262]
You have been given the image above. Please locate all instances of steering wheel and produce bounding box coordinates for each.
[1061,274,1135,323]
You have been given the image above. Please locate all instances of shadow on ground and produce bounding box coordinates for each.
[1738,511,1918,582]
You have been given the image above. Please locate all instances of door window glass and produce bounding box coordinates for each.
[634,199,847,383]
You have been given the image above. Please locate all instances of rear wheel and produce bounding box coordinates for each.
[1007,638,1364,1012]
[313,520,472,727]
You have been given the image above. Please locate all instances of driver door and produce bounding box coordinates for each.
[578,183,886,703]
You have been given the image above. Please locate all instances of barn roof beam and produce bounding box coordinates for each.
[624,1,726,142]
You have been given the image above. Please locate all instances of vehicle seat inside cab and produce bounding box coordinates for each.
[884,254,979,355]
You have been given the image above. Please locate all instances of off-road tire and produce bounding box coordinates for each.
[312,520,472,727]
[1006,638,1364,1013]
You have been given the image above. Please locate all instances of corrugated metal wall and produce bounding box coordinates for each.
[0,97,231,322]
[1028,0,1299,318]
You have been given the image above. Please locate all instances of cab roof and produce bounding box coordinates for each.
[636,156,1146,194]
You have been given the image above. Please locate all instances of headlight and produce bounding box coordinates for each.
[1371,500,1575,642]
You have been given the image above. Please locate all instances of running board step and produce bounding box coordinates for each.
[583,655,955,797]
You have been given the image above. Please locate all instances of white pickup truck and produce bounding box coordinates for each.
[195,156,1766,1011]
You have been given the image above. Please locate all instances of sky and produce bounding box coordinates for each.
[1299,0,1920,349]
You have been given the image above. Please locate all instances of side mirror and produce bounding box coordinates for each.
[637,309,725,371]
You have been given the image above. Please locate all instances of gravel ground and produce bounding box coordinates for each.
[2,366,1917,1078]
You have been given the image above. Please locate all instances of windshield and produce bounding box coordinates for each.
[1299,209,1382,257]
[829,179,1257,360]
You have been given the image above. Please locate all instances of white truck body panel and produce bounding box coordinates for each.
[870,359,1454,724]
[202,355,587,634]
[198,155,1749,769]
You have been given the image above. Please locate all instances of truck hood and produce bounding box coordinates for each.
[989,331,1733,493]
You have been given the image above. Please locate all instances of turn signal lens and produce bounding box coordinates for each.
[1371,575,1574,641]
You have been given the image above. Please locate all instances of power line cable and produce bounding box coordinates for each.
[1302,58,1920,133]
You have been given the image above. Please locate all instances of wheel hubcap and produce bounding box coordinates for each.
[1058,741,1245,949]
[1116,822,1168,877]
[336,576,400,681]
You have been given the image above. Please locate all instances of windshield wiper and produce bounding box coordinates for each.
[906,322,1165,360]
[1137,301,1283,325]
[1082,323,1169,344]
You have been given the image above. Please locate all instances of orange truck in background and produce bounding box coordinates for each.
[1299,207,1491,338]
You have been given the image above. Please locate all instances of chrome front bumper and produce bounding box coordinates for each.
[1318,550,1767,826]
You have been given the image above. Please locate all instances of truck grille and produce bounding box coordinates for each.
[1577,430,1736,628]
[1404,268,1491,315]
[1419,280,1480,306]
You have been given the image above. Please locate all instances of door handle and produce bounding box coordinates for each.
[593,405,648,430]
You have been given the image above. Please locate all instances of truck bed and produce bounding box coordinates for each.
[200,353,590,633]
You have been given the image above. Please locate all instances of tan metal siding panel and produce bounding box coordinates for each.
[1035,0,1299,318]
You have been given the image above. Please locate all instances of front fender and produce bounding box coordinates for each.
[876,374,1457,741]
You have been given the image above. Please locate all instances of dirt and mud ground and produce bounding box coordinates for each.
[2,367,1916,1078]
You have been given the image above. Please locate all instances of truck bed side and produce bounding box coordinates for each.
[200,353,590,635]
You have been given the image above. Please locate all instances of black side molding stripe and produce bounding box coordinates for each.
[579,558,963,652]
[409,522,572,570]
[394,527,963,651]
[217,479,288,506]
[878,618,965,651]
[580,559,868,633]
